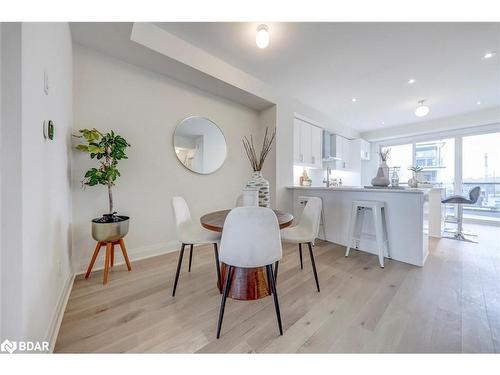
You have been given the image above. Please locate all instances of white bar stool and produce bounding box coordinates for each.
[345,200,390,268]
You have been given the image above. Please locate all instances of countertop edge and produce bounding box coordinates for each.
[286,186,425,194]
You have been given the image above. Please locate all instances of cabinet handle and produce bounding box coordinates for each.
[300,154,303,162]
[312,156,315,164]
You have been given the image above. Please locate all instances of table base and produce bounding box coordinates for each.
[219,263,271,300]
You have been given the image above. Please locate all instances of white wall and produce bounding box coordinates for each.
[0,23,3,340]
[1,23,73,346]
[21,23,74,344]
[72,45,264,272]
[1,22,23,341]
[259,105,277,206]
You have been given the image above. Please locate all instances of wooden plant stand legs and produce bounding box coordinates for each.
[85,239,132,285]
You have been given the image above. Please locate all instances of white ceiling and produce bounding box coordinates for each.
[156,22,500,132]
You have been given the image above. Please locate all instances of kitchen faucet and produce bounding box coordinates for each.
[323,166,332,187]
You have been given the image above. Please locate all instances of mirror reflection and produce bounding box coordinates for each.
[174,117,227,174]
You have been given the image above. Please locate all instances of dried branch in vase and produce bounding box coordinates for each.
[378,148,390,162]
[242,127,276,172]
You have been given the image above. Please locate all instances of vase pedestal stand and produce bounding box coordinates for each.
[85,239,132,284]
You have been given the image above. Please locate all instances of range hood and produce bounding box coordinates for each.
[322,130,342,161]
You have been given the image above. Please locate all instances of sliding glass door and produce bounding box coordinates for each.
[462,132,500,223]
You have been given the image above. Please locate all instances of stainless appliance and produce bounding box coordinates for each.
[322,130,341,161]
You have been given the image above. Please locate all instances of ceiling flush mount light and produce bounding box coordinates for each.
[256,24,270,49]
[477,100,482,105]
[483,51,496,59]
[351,97,357,103]
[408,78,416,84]
[415,100,430,117]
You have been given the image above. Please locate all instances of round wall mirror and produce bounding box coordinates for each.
[173,116,227,174]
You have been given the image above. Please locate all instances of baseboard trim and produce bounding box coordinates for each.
[46,272,75,353]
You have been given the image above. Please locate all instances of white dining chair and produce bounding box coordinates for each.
[171,196,222,296]
[234,188,259,207]
[216,206,283,338]
[279,197,322,292]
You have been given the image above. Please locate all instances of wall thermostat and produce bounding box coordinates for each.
[43,120,55,140]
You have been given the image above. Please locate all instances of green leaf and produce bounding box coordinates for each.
[88,145,104,154]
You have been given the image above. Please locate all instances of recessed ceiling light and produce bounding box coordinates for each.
[477,100,482,105]
[415,100,430,117]
[483,51,496,59]
[351,97,357,103]
[256,24,270,49]
[408,78,416,84]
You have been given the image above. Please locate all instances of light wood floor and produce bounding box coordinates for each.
[55,225,500,353]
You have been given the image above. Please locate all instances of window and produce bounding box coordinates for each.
[381,143,413,184]
[462,132,500,223]
[416,138,455,196]
[380,130,499,225]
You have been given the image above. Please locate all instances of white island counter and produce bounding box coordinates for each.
[287,186,439,267]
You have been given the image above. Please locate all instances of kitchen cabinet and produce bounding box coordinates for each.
[359,139,371,160]
[327,134,352,170]
[310,125,322,167]
[293,118,322,168]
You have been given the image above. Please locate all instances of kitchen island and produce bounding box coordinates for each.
[287,186,438,267]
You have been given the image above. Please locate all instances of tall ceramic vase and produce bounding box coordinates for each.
[246,171,270,207]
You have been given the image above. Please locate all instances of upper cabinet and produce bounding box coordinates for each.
[323,132,352,170]
[351,138,371,161]
[293,118,323,168]
[359,139,371,160]
[336,135,352,170]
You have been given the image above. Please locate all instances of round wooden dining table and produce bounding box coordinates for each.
[200,208,294,301]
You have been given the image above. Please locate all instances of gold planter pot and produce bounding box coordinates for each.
[91,216,130,242]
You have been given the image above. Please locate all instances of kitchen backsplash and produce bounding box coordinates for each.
[293,165,361,187]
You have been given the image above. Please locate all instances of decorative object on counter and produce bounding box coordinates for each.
[390,167,400,187]
[371,166,390,187]
[300,168,312,186]
[242,127,276,207]
[378,148,390,179]
[74,128,132,284]
[408,165,423,188]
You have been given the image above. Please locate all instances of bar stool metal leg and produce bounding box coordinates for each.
[345,204,360,257]
[372,206,386,268]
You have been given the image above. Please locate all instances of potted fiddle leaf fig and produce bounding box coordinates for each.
[75,128,131,242]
